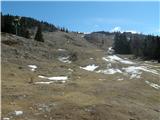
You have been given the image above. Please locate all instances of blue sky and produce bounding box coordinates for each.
[1,1,160,35]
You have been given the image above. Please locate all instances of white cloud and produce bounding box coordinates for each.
[110,26,139,34]
[111,26,122,32]
[126,30,139,34]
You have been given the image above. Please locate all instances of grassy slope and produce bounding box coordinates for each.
[1,31,160,120]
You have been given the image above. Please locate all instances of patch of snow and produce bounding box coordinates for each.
[35,81,53,84]
[145,81,160,90]
[107,55,135,64]
[47,76,68,81]
[139,67,159,75]
[122,66,159,79]
[102,57,109,62]
[14,111,23,116]
[130,74,141,79]
[99,79,106,81]
[38,75,68,81]
[38,75,47,79]
[58,56,71,64]
[122,66,142,79]
[3,118,10,120]
[145,61,150,63]
[143,63,160,68]
[90,58,94,60]
[58,49,66,51]
[108,47,112,51]
[132,66,158,75]
[28,65,37,71]
[123,66,140,74]
[108,55,122,61]
[61,80,66,83]
[107,63,112,68]
[68,68,73,72]
[121,60,135,65]
[107,47,114,54]
[102,55,135,64]
[117,78,124,81]
[80,64,99,71]
[96,68,122,74]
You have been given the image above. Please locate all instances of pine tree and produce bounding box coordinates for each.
[25,29,30,39]
[113,33,131,54]
[34,25,44,42]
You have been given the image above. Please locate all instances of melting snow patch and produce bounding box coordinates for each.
[38,75,47,79]
[138,67,159,75]
[14,111,23,116]
[99,79,106,81]
[108,55,122,61]
[68,68,73,72]
[107,47,114,54]
[58,49,66,51]
[47,76,68,81]
[3,118,10,120]
[107,63,112,68]
[58,56,71,64]
[102,57,109,62]
[145,81,160,90]
[130,74,141,79]
[122,66,142,79]
[103,55,135,65]
[123,66,159,78]
[35,81,53,84]
[80,64,99,71]
[28,65,37,71]
[38,75,68,82]
[117,78,124,81]
[96,68,122,74]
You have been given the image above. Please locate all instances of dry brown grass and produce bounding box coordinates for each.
[1,32,160,120]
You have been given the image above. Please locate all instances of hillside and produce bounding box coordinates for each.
[1,30,160,120]
[84,31,145,51]
[1,14,57,39]
[84,31,115,50]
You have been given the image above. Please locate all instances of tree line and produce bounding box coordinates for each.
[1,13,71,42]
[113,32,160,62]
[1,13,57,38]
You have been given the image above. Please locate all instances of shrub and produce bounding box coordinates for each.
[34,25,44,42]
[69,52,78,62]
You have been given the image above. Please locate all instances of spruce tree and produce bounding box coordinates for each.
[34,25,44,42]
[113,33,131,54]
[25,29,30,39]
